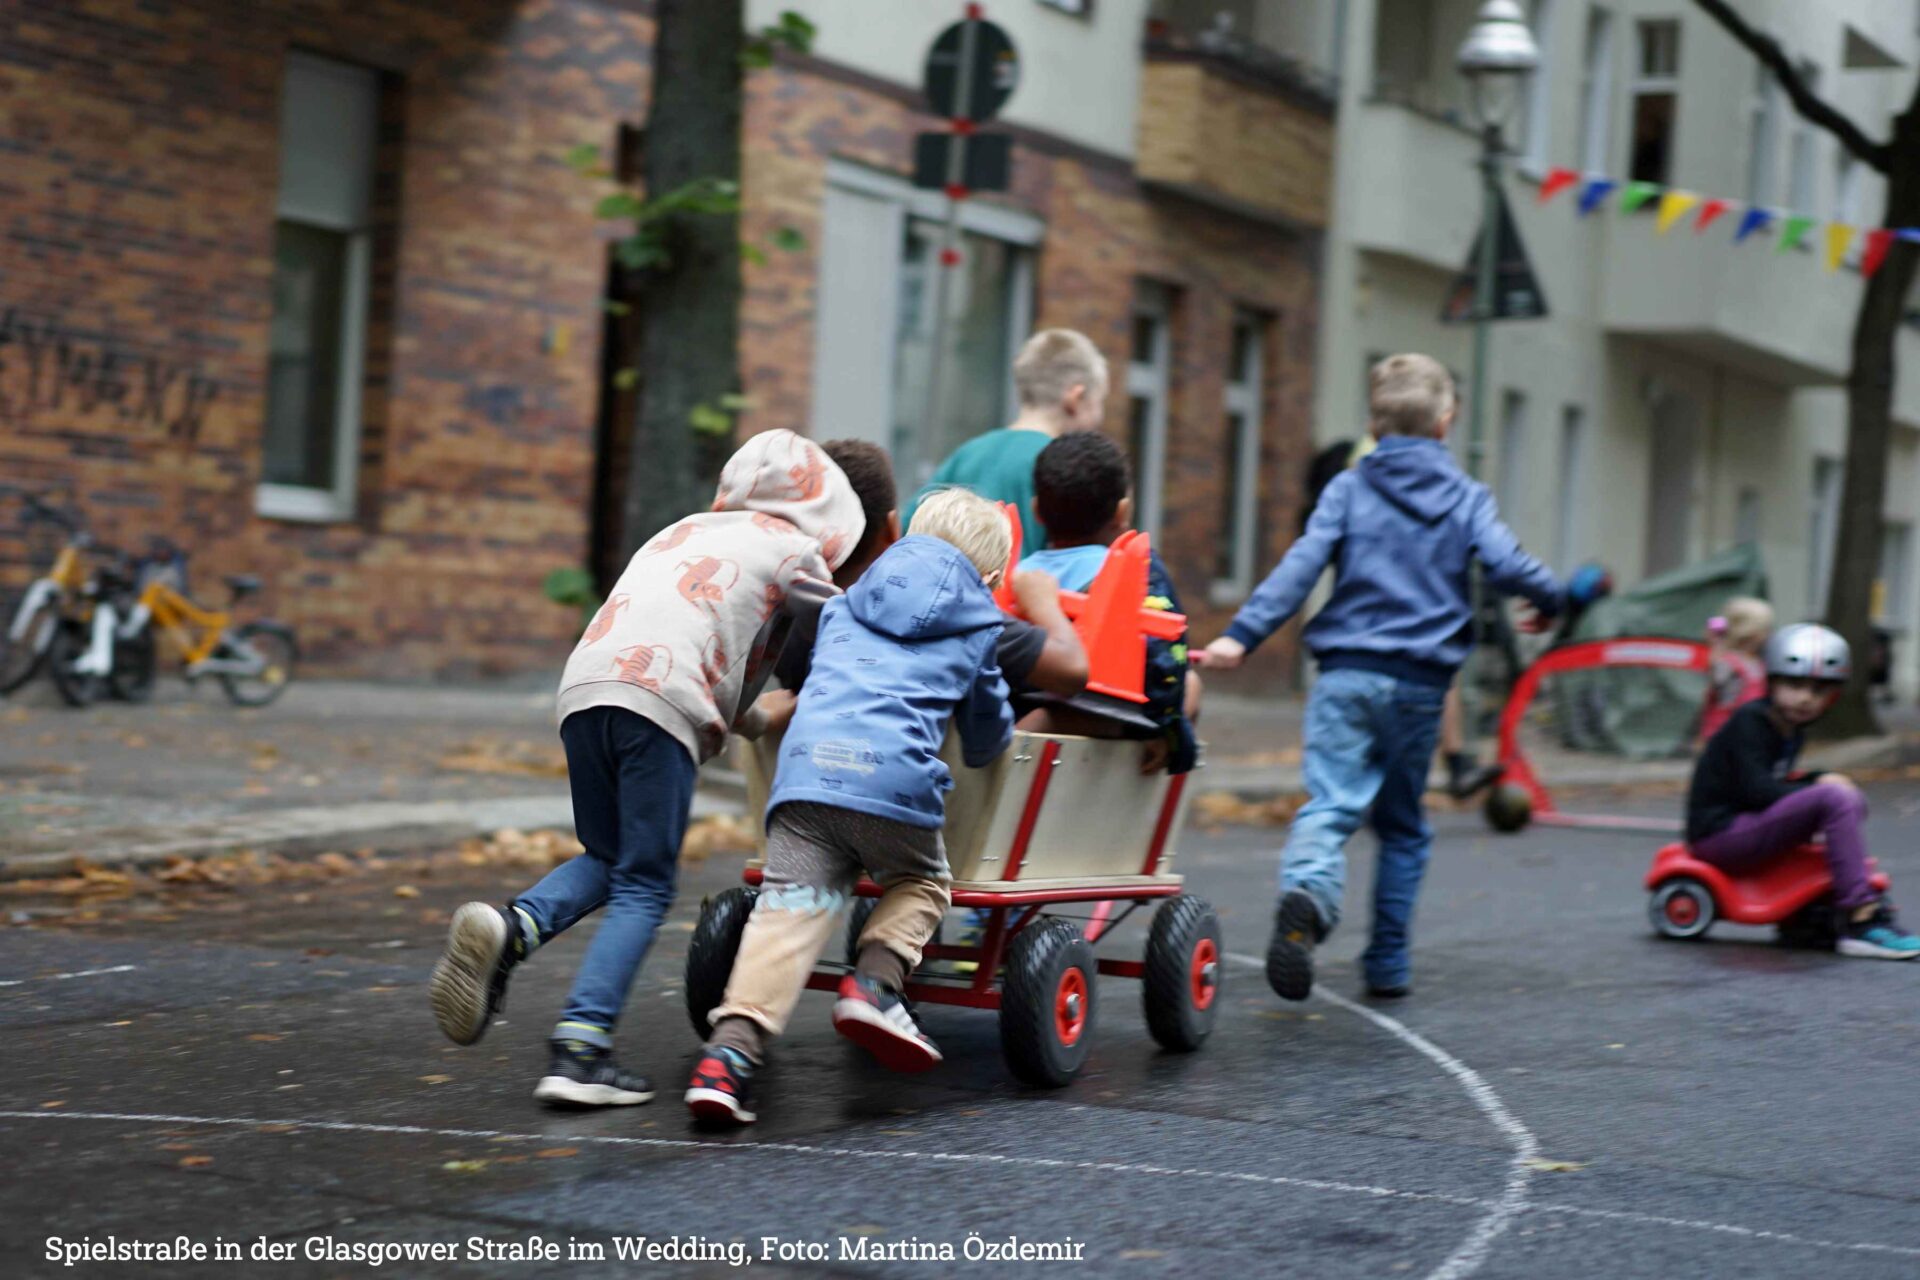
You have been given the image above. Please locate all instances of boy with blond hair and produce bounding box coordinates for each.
[1199,354,1591,1001]
[687,488,1015,1125]
[906,328,1109,550]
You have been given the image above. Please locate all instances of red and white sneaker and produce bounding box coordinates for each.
[684,1046,757,1125]
[831,973,942,1073]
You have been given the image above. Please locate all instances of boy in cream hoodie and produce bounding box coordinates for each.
[431,429,863,1107]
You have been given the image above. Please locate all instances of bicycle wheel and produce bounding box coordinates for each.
[47,619,105,708]
[217,621,297,707]
[108,621,157,703]
[0,590,57,694]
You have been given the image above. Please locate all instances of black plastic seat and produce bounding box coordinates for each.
[225,574,261,598]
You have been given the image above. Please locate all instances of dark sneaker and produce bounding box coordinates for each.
[1365,982,1410,999]
[533,1041,655,1107]
[1266,890,1324,1002]
[1837,902,1920,960]
[685,1046,758,1125]
[1446,761,1505,801]
[430,903,521,1046]
[832,973,942,1072]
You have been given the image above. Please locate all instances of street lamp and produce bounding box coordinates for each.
[1455,0,1538,749]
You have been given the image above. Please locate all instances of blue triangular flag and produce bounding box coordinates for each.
[1897,228,1920,244]
[1576,177,1619,216]
[1733,207,1775,244]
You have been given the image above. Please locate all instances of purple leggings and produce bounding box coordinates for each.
[1692,782,1875,910]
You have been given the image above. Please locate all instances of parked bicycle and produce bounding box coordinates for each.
[1,490,95,695]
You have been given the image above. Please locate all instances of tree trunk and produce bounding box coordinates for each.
[1819,109,1920,740]
[621,0,744,557]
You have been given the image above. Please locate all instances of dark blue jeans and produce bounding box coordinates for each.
[513,706,695,1048]
[1281,668,1447,991]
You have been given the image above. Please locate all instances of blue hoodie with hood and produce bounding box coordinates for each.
[1224,435,1565,686]
[770,535,1013,829]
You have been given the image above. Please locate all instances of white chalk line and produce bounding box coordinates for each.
[1226,949,1539,1280]
[0,963,138,988]
[3,1109,1917,1261]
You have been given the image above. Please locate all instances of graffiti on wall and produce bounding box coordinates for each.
[0,308,221,444]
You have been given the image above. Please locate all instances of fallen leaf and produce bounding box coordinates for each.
[248,1034,283,1043]
[1524,1158,1587,1173]
[106,1020,132,1027]
[40,1100,64,1110]
[393,885,420,899]
[441,1160,489,1173]
[178,1156,213,1168]
[535,1147,579,1159]
[418,1074,453,1085]
[256,1124,296,1134]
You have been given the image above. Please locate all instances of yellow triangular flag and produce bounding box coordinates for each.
[1656,191,1701,235]
[1824,223,1854,271]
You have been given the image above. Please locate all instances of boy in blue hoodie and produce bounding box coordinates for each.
[1198,354,1586,1001]
[686,488,1014,1125]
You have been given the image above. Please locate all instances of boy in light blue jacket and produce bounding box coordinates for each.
[1198,354,1593,1002]
[686,488,1013,1125]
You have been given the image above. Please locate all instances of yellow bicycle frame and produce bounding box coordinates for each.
[138,580,230,666]
[48,544,88,594]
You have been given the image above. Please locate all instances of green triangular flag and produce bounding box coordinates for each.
[1618,181,1661,214]
[1778,214,1817,252]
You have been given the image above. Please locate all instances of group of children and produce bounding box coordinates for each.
[429,335,1916,1127]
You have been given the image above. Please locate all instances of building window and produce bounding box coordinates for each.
[1628,19,1680,187]
[1372,0,1436,110]
[808,161,1039,489]
[1578,8,1615,173]
[1809,456,1842,615]
[258,54,381,522]
[1879,521,1913,631]
[1788,60,1819,214]
[1520,0,1557,174]
[1127,282,1175,539]
[1746,62,1779,206]
[1734,484,1762,547]
[1497,390,1529,526]
[1837,153,1864,225]
[1213,311,1266,601]
[1555,405,1585,569]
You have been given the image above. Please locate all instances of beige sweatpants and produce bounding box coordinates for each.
[709,800,951,1037]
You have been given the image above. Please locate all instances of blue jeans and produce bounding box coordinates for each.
[1281,667,1446,990]
[513,707,695,1048]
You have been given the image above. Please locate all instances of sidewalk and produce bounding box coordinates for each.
[4,677,1915,875]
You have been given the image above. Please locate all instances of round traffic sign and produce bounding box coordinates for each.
[923,19,1020,122]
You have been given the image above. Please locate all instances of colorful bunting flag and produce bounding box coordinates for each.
[1778,215,1817,253]
[1823,224,1854,272]
[1695,198,1732,233]
[1655,192,1700,235]
[1733,207,1775,244]
[1618,181,1661,215]
[1863,229,1896,279]
[1898,229,1920,244]
[1577,177,1619,216]
[1539,167,1580,204]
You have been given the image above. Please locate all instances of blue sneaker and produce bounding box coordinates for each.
[1837,902,1920,960]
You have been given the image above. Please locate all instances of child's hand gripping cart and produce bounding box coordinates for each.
[685,528,1220,1087]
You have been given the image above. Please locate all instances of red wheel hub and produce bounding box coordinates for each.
[1054,968,1088,1046]
[1190,938,1218,1011]
[1666,894,1700,926]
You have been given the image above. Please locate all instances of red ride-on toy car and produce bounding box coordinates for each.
[1645,842,1892,949]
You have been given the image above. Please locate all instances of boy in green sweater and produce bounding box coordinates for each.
[904,329,1108,551]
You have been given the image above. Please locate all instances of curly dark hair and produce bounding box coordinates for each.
[1034,430,1129,544]
[823,438,896,567]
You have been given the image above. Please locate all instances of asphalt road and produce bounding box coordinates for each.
[5,784,1920,1279]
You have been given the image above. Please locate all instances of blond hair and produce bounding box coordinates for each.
[1722,597,1774,654]
[908,488,1013,583]
[1013,329,1109,410]
[1369,353,1457,438]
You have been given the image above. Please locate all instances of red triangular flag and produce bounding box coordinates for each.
[1862,228,1896,279]
[1538,167,1580,204]
[1695,198,1732,233]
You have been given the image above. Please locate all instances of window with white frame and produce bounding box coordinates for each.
[258,53,380,523]
[1809,456,1842,615]
[1555,404,1585,569]
[1578,8,1615,173]
[1520,0,1557,174]
[1746,61,1779,206]
[1127,283,1175,539]
[1880,520,1913,631]
[809,161,1039,489]
[1788,60,1820,215]
[1628,19,1680,187]
[1213,311,1266,601]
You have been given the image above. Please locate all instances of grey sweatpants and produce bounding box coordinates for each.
[709,801,951,1037]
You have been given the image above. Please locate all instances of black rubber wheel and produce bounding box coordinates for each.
[1649,877,1716,940]
[1484,783,1533,833]
[108,623,157,703]
[47,619,103,708]
[217,621,297,707]
[1142,895,1222,1052]
[1000,918,1097,1087]
[1777,898,1839,950]
[0,593,56,694]
[845,897,876,968]
[685,885,758,1039]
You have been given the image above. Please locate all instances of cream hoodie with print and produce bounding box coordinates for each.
[557,429,864,765]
